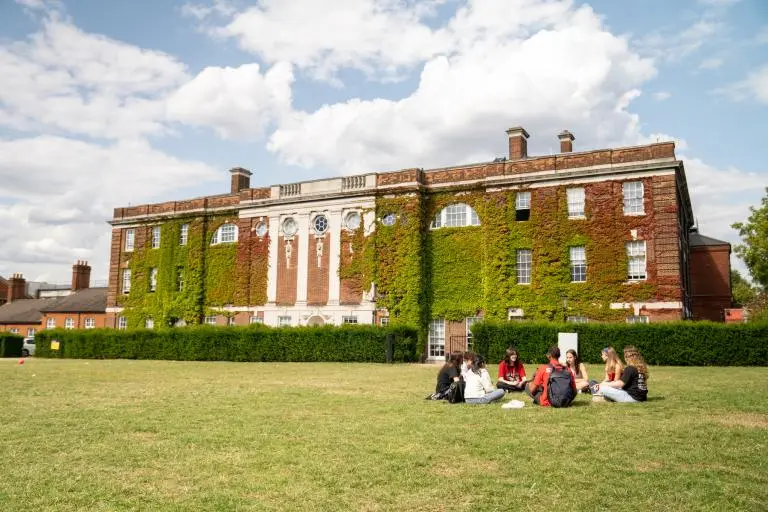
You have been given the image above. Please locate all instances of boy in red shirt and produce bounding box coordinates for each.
[526,346,575,407]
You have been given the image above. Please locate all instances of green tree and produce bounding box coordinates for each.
[731,269,757,306]
[732,187,768,290]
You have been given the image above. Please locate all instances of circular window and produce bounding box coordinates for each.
[313,214,329,234]
[282,217,298,237]
[255,222,267,237]
[345,212,361,230]
[381,213,396,226]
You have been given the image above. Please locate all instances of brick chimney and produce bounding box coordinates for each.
[558,130,575,153]
[230,167,252,194]
[7,273,26,303]
[506,127,530,160]
[72,260,91,291]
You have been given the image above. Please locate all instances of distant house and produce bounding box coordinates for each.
[40,287,108,330]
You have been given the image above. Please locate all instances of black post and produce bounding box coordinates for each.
[386,333,394,363]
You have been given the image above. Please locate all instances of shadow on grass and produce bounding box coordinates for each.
[646,396,666,402]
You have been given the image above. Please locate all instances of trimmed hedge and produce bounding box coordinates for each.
[1,333,24,357]
[33,325,418,363]
[471,321,768,366]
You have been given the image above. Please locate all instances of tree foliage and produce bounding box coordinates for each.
[732,187,768,290]
[731,269,757,307]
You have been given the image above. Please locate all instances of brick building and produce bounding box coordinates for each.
[107,126,728,359]
[688,232,732,322]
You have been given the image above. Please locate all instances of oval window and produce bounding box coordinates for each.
[381,213,396,226]
[282,217,298,237]
[314,214,329,234]
[345,212,361,230]
[255,222,267,237]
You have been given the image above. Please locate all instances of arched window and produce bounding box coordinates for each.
[211,223,238,245]
[431,203,480,229]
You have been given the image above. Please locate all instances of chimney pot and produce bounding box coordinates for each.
[230,167,252,194]
[558,130,575,153]
[8,273,26,303]
[506,127,530,160]
[72,260,91,291]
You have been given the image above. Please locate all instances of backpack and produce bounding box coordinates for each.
[447,379,465,404]
[547,364,576,408]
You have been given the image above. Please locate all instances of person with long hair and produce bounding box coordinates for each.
[594,345,648,403]
[601,346,624,382]
[497,346,527,392]
[432,351,463,400]
[565,349,589,392]
[464,355,505,404]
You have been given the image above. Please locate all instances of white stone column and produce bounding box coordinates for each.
[295,213,311,306]
[327,209,342,306]
[266,215,279,304]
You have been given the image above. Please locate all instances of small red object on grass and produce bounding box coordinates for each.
[18,358,25,365]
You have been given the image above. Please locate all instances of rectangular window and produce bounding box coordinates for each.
[428,318,445,359]
[220,224,237,243]
[149,268,158,292]
[177,268,185,292]
[516,249,532,285]
[125,229,135,252]
[9,328,19,334]
[567,316,588,323]
[228,317,236,326]
[342,316,358,324]
[278,315,292,327]
[46,318,56,329]
[570,246,587,282]
[515,192,531,221]
[145,318,154,329]
[122,269,131,294]
[249,316,263,324]
[380,317,389,326]
[567,187,585,218]
[84,318,95,329]
[151,227,161,248]
[27,328,36,337]
[623,181,644,215]
[179,224,189,246]
[626,241,647,281]
[118,317,127,330]
[466,316,481,351]
[444,204,465,227]
[65,317,74,329]
[626,315,649,324]
[204,316,217,326]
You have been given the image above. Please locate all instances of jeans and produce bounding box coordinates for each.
[600,386,638,403]
[465,389,505,404]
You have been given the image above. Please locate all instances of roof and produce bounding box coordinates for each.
[39,287,107,313]
[0,298,56,324]
[690,232,731,248]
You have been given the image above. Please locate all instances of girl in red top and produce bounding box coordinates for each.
[565,349,589,392]
[496,347,527,392]
[601,347,624,383]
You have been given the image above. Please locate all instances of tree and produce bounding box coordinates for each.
[731,270,757,306]
[732,187,768,290]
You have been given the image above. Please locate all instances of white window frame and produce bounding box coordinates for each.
[313,214,329,235]
[9,328,19,334]
[428,318,445,359]
[149,268,158,292]
[64,317,74,329]
[151,227,161,249]
[27,328,36,337]
[227,316,236,326]
[46,318,56,329]
[623,182,645,215]
[84,318,95,329]
[177,269,185,292]
[204,316,217,326]
[466,316,481,351]
[278,315,292,327]
[516,249,532,285]
[249,316,263,325]
[211,224,238,245]
[124,229,135,252]
[570,246,587,283]
[122,269,131,294]
[380,317,389,326]
[342,316,358,324]
[567,316,588,324]
[626,241,647,281]
[145,318,154,329]
[431,203,480,229]
[567,187,585,218]
[118,317,127,330]
[626,315,649,324]
[179,224,189,246]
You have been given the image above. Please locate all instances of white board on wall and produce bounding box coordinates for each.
[558,332,578,365]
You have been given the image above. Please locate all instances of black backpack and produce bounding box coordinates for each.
[547,364,576,408]
[447,379,465,404]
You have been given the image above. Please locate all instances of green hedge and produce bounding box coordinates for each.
[471,321,768,367]
[1,333,24,357]
[33,325,418,363]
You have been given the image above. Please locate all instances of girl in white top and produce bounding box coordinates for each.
[464,355,505,405]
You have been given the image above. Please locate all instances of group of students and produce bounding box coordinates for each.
[431,344,649,407]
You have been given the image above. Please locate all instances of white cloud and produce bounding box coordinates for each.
[714,65,768,104]
[0,15,189,139]
[699,57,724,69]
[697,0,741,5]
[653,91,672,101]
[167,62,295,139]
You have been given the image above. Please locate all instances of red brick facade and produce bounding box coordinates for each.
[276,235,298,305]
[307,234,330,305]
[690,243,731,322]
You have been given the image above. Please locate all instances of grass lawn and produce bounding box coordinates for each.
[1,359,767,511]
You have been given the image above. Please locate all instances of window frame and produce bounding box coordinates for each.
[342,315,358,324]
[211,223,238,245]
[431,203,480,229]
[516,249,532,285]
[515,192,531,221]
[569,246,587,283]
[46,318,56,329]
[151,226,161,249]
[626,241,647,281]
[27,328,36,337]
[122,269,131,294]
[249,316,263,325]
[145,318,154,329]
[428,318,446,359]
[204,316,217,326]
[626,315,649,324]
[84,318,95,329]
[118,317,127,330]
[313,214,329,235]
[277,315,292,327]
[179,224,189,246]
[124,229,135,252]
[64,317,74,329]
[567,187,586,218]
[149,267,158,292]
[623,181,645,215]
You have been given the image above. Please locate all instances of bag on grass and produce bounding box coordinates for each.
[447,380,465,404]
[547,364,576,408]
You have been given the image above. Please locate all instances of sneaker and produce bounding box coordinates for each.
[589,382,600,395]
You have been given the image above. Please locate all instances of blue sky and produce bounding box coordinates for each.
[0,0,765,283]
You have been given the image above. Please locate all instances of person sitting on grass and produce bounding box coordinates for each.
[591,345,648,403]
[464,355,505,405]
[526,346,576,407]
[601,346,624,383]
[565,349,589,393]
[496,346,527,392]
[461,350,475,379]
[432,352,463,400]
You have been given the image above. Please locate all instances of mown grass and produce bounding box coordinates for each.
[1,359,766,511]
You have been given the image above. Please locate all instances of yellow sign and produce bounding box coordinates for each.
[50,340,60,351]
